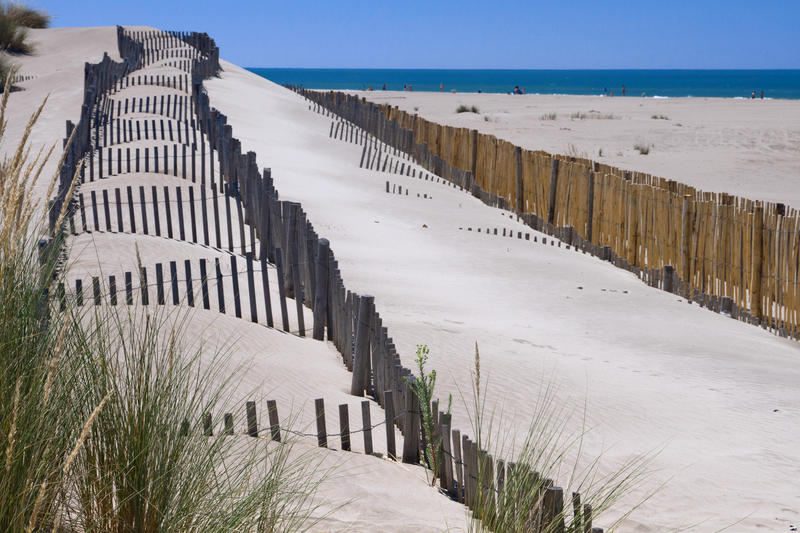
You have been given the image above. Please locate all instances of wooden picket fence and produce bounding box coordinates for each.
[184,396,603,533]
[298,89,800,339]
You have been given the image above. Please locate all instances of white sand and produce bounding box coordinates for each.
[2,27,120,201]
[3,27,467,532]
[5,26,800,531]
[205,62,800,530]
[355,90,800,208]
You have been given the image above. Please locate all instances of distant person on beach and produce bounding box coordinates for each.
[761,90,764,99]
[513,85,521,94]
[622,84,626,96]
[382,83,386,90]
[751,90,756,99]
[409,85,413,91]
[403,83,407,91]
[440,82,444,91]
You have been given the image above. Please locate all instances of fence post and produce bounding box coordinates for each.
[275,252,291,331]
[315,398,327,448]
[547,158,559,225]
[339,404,351,451]
[246,401,258,437]
[681,194,693,299]
[246,252,258,323]
[402,376,420,464]
[384,390,396,460]
[663,265,675,294]
[515,146,523,213]
[470,129,478,179]
[350,294,374,396]
[441,419,454,495]
[287,203,305,336]
[586,170,595,242]
[750,203,764,321]
[267,399,281,442]
[361,400,373,455]
[230,255,242,318]
[313,238,330,340]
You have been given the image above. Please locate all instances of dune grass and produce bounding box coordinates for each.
[3,2,50,28]
[0,1,50,54]
[457,104,480,114]
[0,73,328,532]
[571,111,618,120]
[458,344,655,532]
[0,69,80,532]
[64,303,329,533]
[566,143,587,159]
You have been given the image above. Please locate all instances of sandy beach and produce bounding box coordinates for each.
[4,25,800,532]
[354,90,800,208]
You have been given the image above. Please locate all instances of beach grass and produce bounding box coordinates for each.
[0,1,50,54]
[64,303,329,533]
[571,111,618,120]
[456,104,480,114]
[0,74,328,532]
[459,344,655,532]
[0,69,82,532]
[566,143,587,159]
[2,2,50,29]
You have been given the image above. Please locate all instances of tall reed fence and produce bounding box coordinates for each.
[38,26,608,531]
[296,89,800,339]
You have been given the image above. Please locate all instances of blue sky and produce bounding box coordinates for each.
[32,0,799,69]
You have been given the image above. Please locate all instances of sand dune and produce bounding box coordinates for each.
[4,25,800,531]
[207,63,800,530]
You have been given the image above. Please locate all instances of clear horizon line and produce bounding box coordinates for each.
[245,66,800,71]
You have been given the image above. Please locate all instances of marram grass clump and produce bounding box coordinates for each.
[0,70,329,532]
[456,104,480,114]
[0,1,50,55]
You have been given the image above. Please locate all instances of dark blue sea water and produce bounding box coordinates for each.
[247,68,800,99]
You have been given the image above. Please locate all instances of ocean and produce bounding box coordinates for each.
[247,68,800,99]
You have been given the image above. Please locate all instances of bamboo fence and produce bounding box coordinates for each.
[299,90,799,337]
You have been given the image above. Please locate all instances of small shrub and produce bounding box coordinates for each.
[539,112,557,120]
[0,2,50,54]
[571,111,618,120]
[483,115,489,122]
[651,114,670,120]
[0,15,30,53]
[456,104,479,114]
[413,106,419,112]
[634,143,651,155]
[407,345,451,486]
[4,2,50,28]
[598,148,603,157]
